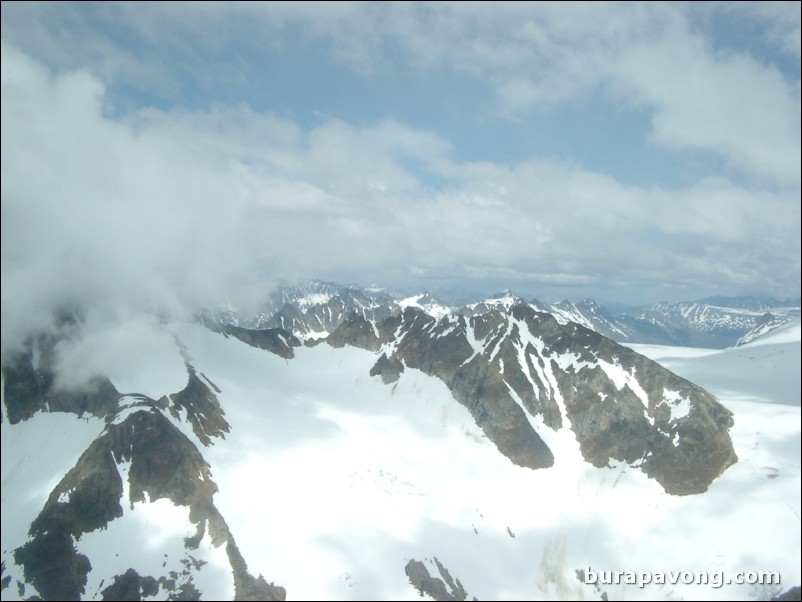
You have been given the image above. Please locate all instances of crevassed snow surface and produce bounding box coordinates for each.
[169,322,801,601]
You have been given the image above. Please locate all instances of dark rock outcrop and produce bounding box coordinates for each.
[375,307,554,470]
[100,568,159,601]
[327,304,737,494]
[772,586,802,601]
[370,353,405,384]
[2,333,119,424]
[166,367,230,446]
[9,370,284,601]
[201,319,300,359]
[326,312,385,352]
[405,558,474,601]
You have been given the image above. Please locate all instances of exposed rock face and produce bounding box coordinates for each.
[327,304,737,494]
[13,402,284,601]
[507,305,737,495]
[201,318,301,359]
[2,333,119,424]
[369,308,555,469]
[773,586,802,601]
[369,353,405,384]
[2,333,285,601]
[326,311,387,352]
[212,281,799,349]
[100,568,159,601]
[167,366,230,446]
[405,558,474,601]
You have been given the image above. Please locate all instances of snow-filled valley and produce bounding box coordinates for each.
[1,316,800,601]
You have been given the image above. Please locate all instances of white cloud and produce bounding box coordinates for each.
[613,26,801,187]
[1,39,799,376]
[51,311,186,396]
[253,2,802,184]
[723,1,802,59]
[3,2,799,186]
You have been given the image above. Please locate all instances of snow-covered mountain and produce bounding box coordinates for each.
[735,312,798,347]
[695,296,801,312]
[397,293,452,319]
[460,289,531,316]
[211,282,800,349]
[535,297,799,349]
[618,301,797,348]
[628,317,801,410]
[545,298,634,340]
[326,304,736,494]
[5,294,799,601]
[213,281,401,341]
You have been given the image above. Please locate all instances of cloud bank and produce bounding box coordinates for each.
[1,2,800,380]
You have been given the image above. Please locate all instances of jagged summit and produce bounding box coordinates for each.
[210,282,800,349]
[398,292,451,319]
[1,331,285,601]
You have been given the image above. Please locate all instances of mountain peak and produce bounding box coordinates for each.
[489,288,518,299]
[326,302,737,494]
[210,281,800,350]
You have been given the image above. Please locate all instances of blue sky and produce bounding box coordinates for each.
[1,2,800,352]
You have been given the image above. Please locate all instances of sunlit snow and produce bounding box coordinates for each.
[171,321,800,600]
[398,294,451,319]
[75,458,234,601]
[1,321,799,601]
[1,409,105,597]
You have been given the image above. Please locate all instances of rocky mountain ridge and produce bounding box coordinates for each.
[326,304,737,495]
[213,281,799,349]
[1,331,288,601]
[0,299,748,599]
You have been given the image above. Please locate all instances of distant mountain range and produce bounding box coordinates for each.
[211,281,800,349]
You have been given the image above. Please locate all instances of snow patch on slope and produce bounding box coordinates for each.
[1,411,105,594]
[173,321,799,601]
[75,460,234,601]
[628,328,800,407]
[661,389,692,422]
[297,293,333,311]
[738,317,801,348]
[4,319,799,601]
[398,294,451,319]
